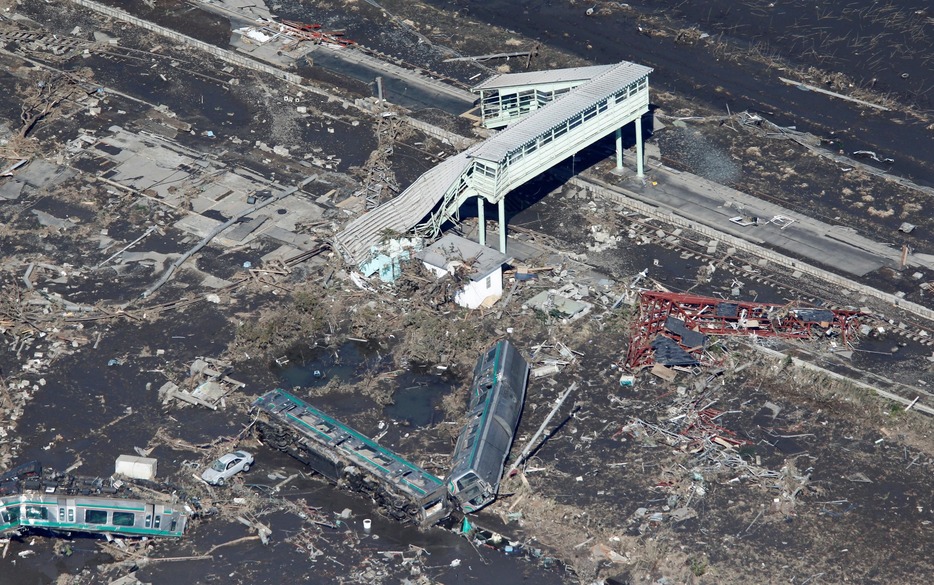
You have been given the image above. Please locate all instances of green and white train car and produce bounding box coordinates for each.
[0,462,187,538]
[445,339,530,513]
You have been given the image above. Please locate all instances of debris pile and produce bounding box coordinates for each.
[617,384,813,535]
[625,291,861,370]
[527,340,578,378]
[247,19,357,49]
[158,357,245,410]
[359,112,402,210]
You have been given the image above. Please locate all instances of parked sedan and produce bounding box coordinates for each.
[201,450,254,486]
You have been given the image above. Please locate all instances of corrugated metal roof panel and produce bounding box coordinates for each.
[471,64,616,91]
[335,152,473,263]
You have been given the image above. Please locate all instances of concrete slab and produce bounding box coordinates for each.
[261,226,316,250]
[266,196,324,231]
[120,251,176,274]
[80,127,328,259]
[261,244,303,263]
[32,210,76,230]
[20,159,75,189]
[175,213,223,238]
[210,194,253,218]
[199,182,234,201]
[225,214,268,241]
[190,196,219,214]
[200,274,234,289]
[0,178,26,200]
[108,157,188,196]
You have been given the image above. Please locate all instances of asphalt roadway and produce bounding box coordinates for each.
[596,158,934,280]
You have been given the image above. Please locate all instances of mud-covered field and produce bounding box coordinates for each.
[2,0,934,584]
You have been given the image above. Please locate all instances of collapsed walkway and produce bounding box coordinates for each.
[335,61,653,265]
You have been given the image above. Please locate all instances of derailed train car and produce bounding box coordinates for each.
[253,340,529,525]
[0,461,187,538]
[253,389,450,526]
[445,340,530,513]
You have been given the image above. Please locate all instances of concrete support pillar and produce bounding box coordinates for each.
[477,196,486,246]
[635,115,645,178]
[615,127,623,170]
[498,198,507,254]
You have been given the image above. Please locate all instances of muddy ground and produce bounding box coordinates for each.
[1,0,934,584]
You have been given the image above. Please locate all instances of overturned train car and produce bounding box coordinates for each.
[253,389,450,526]
[446,339,529,513]
[0,461,187,538]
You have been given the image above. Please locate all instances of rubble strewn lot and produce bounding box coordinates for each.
[1,0,934,584]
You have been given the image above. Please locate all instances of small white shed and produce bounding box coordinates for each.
[418,234,508,309]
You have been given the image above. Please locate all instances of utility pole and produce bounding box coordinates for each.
[507,382,578,478]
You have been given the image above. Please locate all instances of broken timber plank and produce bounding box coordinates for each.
[777,77,890,111]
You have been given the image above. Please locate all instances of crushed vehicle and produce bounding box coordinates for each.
[445,339,529,513]
[253,389,451,526]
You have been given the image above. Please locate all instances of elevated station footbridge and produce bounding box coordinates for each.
[335,60,652,266]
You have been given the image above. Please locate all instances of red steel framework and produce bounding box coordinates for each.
[625,291,861,370]
[278,20,357,48]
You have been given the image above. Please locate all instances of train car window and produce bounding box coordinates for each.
[67,508,75,522]
[170,518,178,532]
[154,515,161,529]
[112,512,136,526]
[59,507,65,521]
[145,514,152,528]
[25,506,48,520]
[84,509,108,524]
[455,472,479,491]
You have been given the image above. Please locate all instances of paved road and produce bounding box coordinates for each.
[607,162,925,278]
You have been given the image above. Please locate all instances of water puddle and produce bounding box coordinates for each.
[273,339,384,389]
[272,342,457,427]
[383,366,456,427]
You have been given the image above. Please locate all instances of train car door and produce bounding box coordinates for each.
[144,503,156,529]
[65,499,76,524]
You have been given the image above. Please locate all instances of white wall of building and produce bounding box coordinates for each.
[422,262,504,309]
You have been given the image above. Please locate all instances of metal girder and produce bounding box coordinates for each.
[625,291,861,371]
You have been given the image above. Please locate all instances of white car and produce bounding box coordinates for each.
[201,451,254,486]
